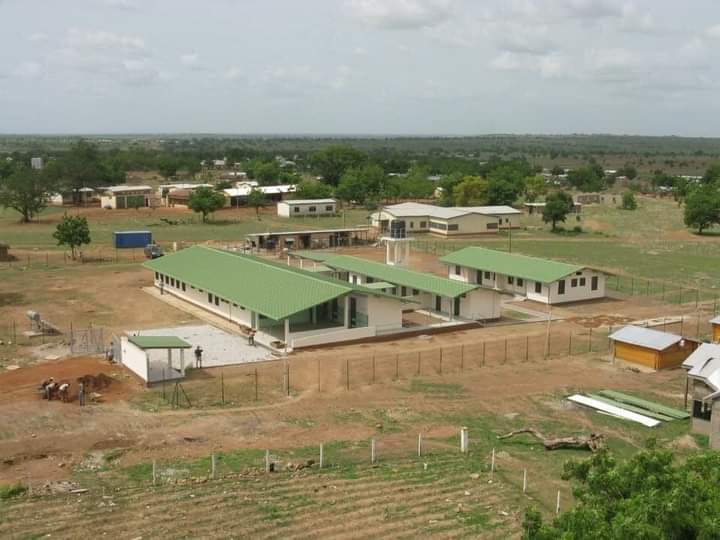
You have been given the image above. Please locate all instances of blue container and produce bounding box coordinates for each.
[114,230,152,249]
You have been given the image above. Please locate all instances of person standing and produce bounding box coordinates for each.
[78,382,85,407]
[194,345,203,368]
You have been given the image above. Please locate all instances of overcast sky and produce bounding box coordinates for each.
[1,0,719,136]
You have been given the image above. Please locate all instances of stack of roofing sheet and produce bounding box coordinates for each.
[567,390,689,427]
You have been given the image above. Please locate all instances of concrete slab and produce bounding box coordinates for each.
[128,325,275,368]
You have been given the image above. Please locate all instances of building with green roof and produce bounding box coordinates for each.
[291,252,502,321]
[144,245,411,350]
[440,246,607,305]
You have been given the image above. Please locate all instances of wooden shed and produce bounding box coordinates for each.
[609,325,697,370]
[710,316,720,343]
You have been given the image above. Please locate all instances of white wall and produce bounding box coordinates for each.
[547,271,606,304]
[278,201,336,217]
[460,288,502,320]
[494,213,522,228]
[291,326,376,348]
[367,295,403,330]
[100,195,116,209]
[119,337,149,382]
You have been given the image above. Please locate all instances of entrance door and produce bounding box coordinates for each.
[453,297,461,317]
[476,270,482,285]
[349,297,357,328]
[435,295,442,312]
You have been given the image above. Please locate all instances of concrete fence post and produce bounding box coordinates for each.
[460,345,464,371]
[211,454,216,479]
[395,353,399,380]
[556,490,561,514]
[265,449,270,473]
[490,448,496,480]
[371,438,377,464]
[460,427,469,454]
[523,469,527,494]
[319,443,324,469]
[152,460,157,485]
[417,433,423,457]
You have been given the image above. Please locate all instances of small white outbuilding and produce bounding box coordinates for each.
[277,199,337,218]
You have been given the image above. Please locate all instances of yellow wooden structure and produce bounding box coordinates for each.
[710,316,720,343]
[610,325,697,370]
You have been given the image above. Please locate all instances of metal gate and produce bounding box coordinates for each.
[70,327,106,354]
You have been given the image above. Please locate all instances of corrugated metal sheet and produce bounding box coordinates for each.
[567,394,660,427]
[440,246,585,283]
[683,343,720,392]
[609,325,683,351]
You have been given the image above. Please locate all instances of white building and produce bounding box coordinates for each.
[30,157,43,170]
[224,184,296,207]
[370,202,522,236]
[440,246,607,305]
[277,199,337,217]
[682,343,720,449]
[100,185,154,209]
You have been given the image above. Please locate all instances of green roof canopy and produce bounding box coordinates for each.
[321,255,479,298]
[128,336,192,349]
[290,250,334,262]
[144,246,403,320]
[440,246,585,283]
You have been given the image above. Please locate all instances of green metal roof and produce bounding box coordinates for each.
[322,255,479,298]
[291,250,334,262]
[128,336,192,349]
[440,246,584,283]
[145,246,404,320]
[303,264,332,273]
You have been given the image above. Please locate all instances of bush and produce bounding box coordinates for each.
[0,483,27,500]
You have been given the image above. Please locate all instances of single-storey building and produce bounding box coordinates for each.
[278,199,337,218]
[440,246,607,304]
[158,183,212,207]
[119,335,192,385]
[101,185,154,209]
[144,245,410,350]
[292,251,502,321]
[524,202,583,215]
[710,316,720,342]
[609,325,697,370]
[49,187,98,206]
[575,193,620,206]
[245,227,373,251]
[370,202,504,236]
[682,343,720,449]
[224,184,296,207]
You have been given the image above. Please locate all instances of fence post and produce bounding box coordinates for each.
[588,328,593,353]
[490,448,496,480]
[12,319,16,344]
[417,433,422,457]
[523,469,527,494]
[680,316,684,336]
[221,371,225,405]
[439,347,443,375]
[211,454,216,479]
[417,351,421,375]
[460,345,464,371]
[372,354,376,384]
[556,491,561,514]
[254,367,259,401]
[346,358,350,391]
[395,353,399,380]
[525,335,529,362]
[460,427,469,454]
[152,460,157,485]
[319,443,324,469]
[371,438,377,464]
[568,332,572,355]
[265,450,271,473]
[504,338,508,364]
[482,342,486,366]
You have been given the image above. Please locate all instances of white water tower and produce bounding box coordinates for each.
[381,221,413,266]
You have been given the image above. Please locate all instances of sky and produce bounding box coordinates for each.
[1,0,720,136]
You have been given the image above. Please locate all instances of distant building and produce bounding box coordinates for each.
[610,326,697,370]
[100,185,154,209]
[682,343,720,449]
[30,157,43,170]
[277,199,337,218]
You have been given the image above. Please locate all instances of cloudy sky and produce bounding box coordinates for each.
[1,0,719,135]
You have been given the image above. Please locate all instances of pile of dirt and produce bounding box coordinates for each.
[77,373,113,391]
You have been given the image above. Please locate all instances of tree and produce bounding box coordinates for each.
[294,178,333,199]
[684,186,720,234]
[550,165,564,176]
[618,163,638,180]
[437,172,463,206]
[523,447,720,540]
[702,162,720,185]
[51,140,125,203]
[246,189,268,220]
[391,165,434,199]
[621,191,637,210]
[454,176,488,206]
[53,214,91,259]
[336,164,386,205]
[311,146,366,186]
[188,186,226,223]
[542,191,574,231]
[0,166,55,223]
[524,175,547,203]
[567,165,605,192]
[157,156,179,180]
[252,160,282,185]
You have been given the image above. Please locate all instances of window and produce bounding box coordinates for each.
[164,275,169,284]
[155,272,159,280]
[455,265,461,276]
[508,276,514,285]
[309,206,316,212]
[214,296,220,306]
[558,280,566,295]
[429,221,446,230]
[232,303,238,307]
[181,282,186,292]
[486,223,498,230]
[293,206,299,213]
[576,271,582,275]
[476,271,482,284]
[419,221,427,228]
[517,278,524,287]
[591,276,599,291]
[571,278,578,287]
[410,221,414,228]
[401,286,407,296]
[208,293,213,303]
[693,400,712,421]
[325,205,333,211]
[412,289,419,295]
[484,271,492,280]
[505,218,510,224]
[366,277,374,284]
[447,224,459,231]
[535,282,542,294]
[580,278,586,286]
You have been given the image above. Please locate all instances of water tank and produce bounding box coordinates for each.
[113,230,153,249]
[389,221,406,239]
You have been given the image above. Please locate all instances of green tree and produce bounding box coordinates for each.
[567,165,605,192]
[454,176,488,206]
[550,165,564,176]
[52,213,91,259]
[252,160,282,185]
[621,191,638,210]
[294,178,333,199]
[524,175,547,203]
[702,162,720,184]
[246,188,268,220]
[524,447,720,539]
[542,190,574,231]
[311,146,367,186]
[437,171,463,206]
[188,186,226,223]
[336,164,386,205]
[0,166,55,223]
[684,186,720,234]
[50,140,125,203]
[392,165,434,199]
[618,163,638,180]
[157,156,179,180]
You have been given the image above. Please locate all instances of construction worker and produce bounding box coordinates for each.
[78,382,85,407]
[40,378,53,400]
[248,329,256,346]
[45,379,56,401]
[194,345,203,368]
[58,383,69,403]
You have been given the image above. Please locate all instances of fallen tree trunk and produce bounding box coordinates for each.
[497,428,605,452]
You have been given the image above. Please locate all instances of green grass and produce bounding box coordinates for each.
[0,483,27,500]
[406,378,466,399]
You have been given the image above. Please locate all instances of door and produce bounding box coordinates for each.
[591,276,599,291]
[476,270,482,285]
[453,297,461,317]
[349,297,357,328]
[435,295,442,312]
[558,280,566,295]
